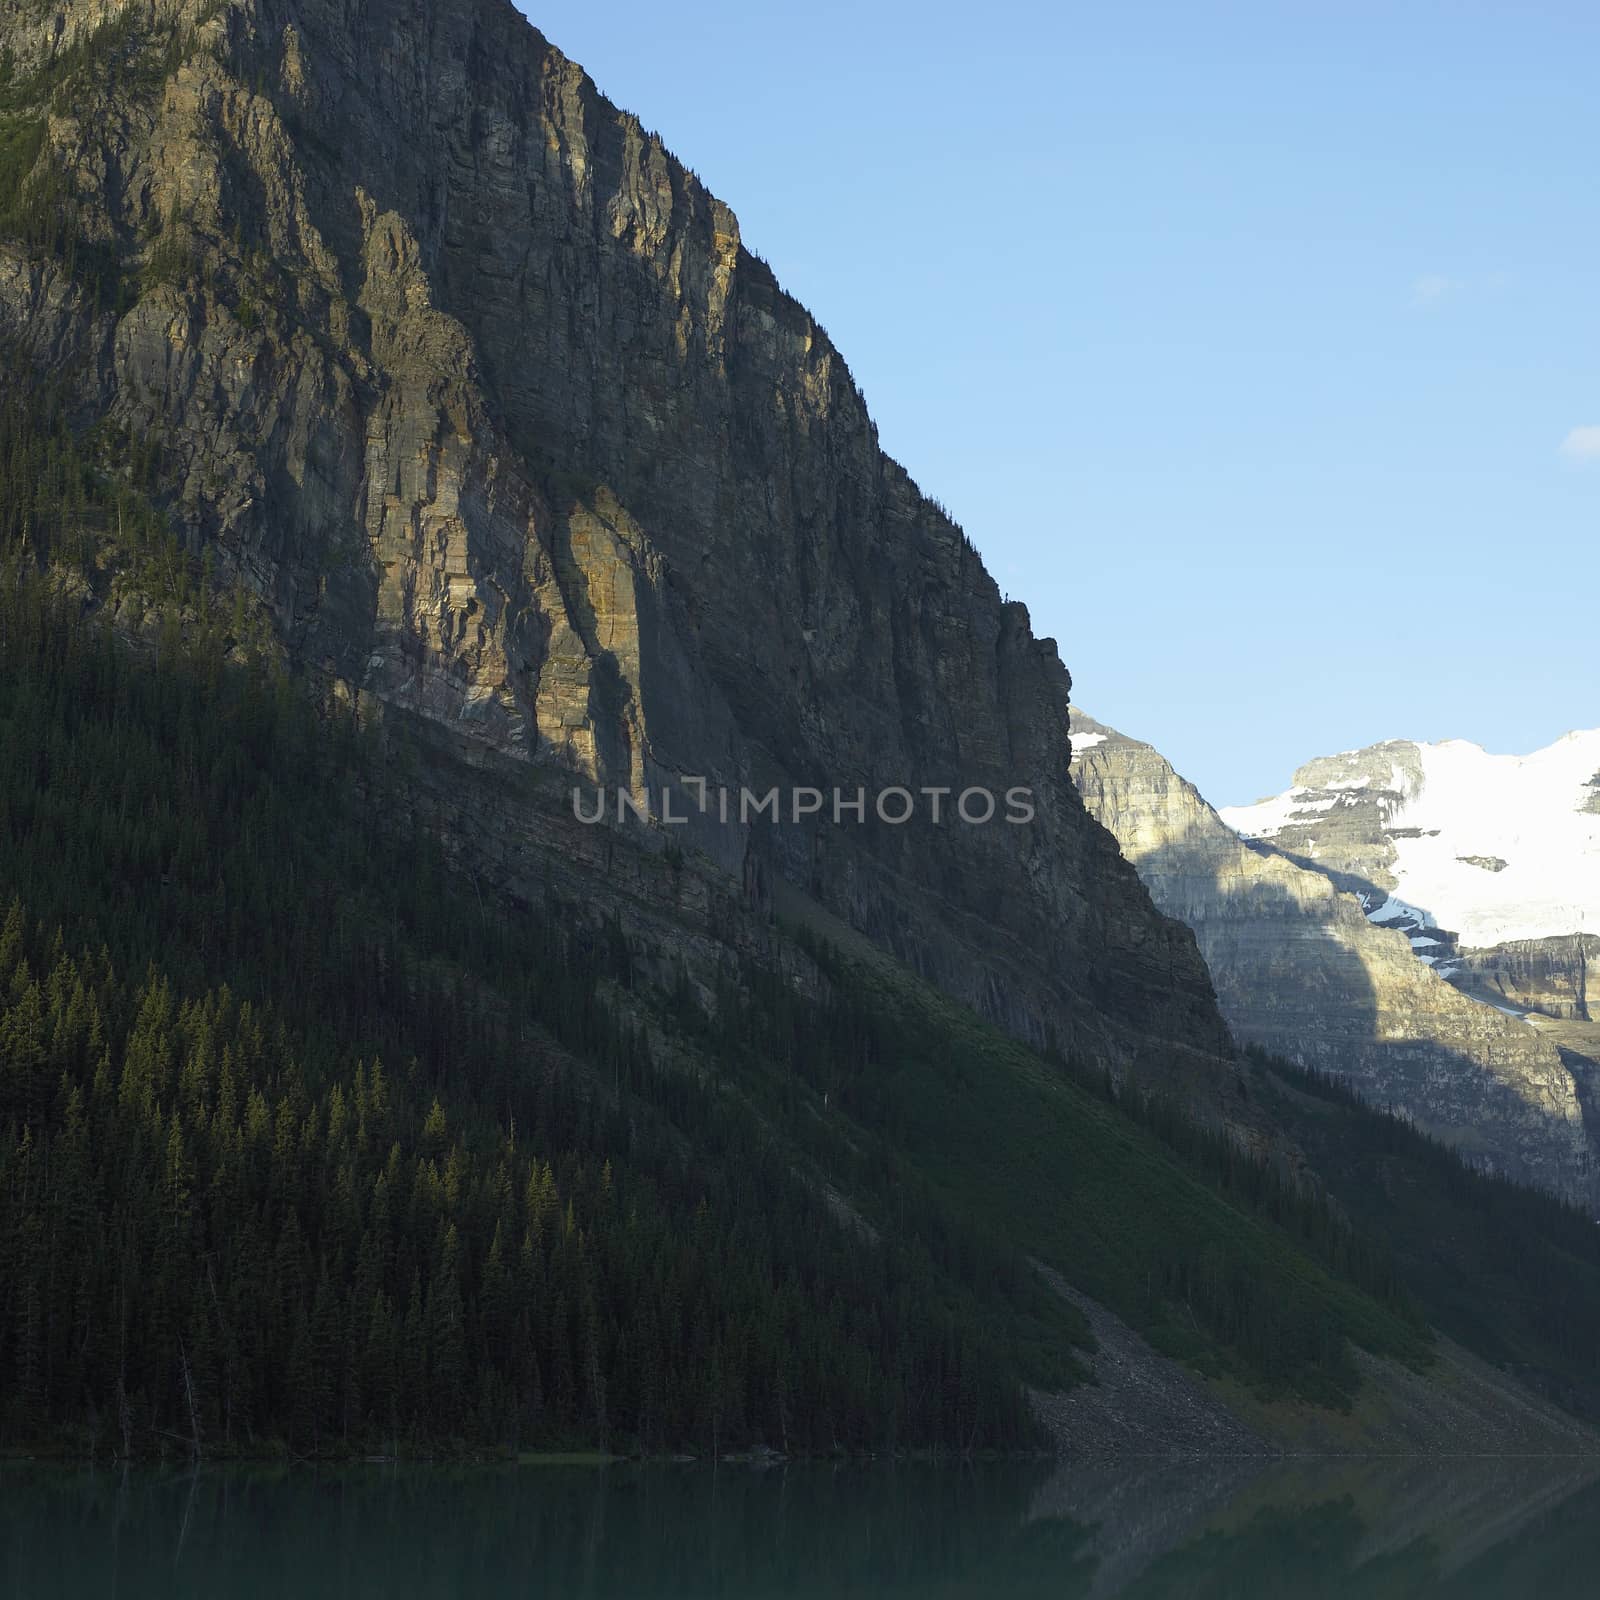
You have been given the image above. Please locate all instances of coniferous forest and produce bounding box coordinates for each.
[0,554,1071,1457]
[0,550,1407,1459]
[0,362,1425,1459]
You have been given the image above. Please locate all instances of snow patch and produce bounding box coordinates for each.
[1381,731,1600,946]
[1366,892,1431,932]
[1223,787,1337,838]
[1225,729,1600,948]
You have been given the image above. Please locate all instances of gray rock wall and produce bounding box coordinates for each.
[0,0,1242,1111]
[1070,713,1594,1204]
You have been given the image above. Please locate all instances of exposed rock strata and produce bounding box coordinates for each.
[1069,712,1593,1204]
[1453,935,1594,1023]
[0,0,1238,1111]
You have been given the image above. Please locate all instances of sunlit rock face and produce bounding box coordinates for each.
[1221,731,1600,999]
[1070,713,1594,1205]
[0,0,1250,1115]
[1220,729,1600,1128]
[1450,936,1596,1024]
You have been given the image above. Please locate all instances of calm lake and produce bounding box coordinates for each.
[4,1455,1599,1597]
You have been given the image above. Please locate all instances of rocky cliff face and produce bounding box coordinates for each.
[1070,713,1594,1204]
[1222,730,1600,1085]
[1451,935,1595,1023]
[0,0,1237,1103]
[1221,732,1600,989]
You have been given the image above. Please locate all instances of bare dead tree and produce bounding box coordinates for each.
[178,1334,203,1461]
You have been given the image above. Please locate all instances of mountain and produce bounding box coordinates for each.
[1069,712,1594,1205]
[1221,729,1600,1116]
[7,0,1600,1457]
[1221,731,1600,1019]
[0,0,1236,1116]
[0,0,1370,1456]
[1218,727,1600,1207]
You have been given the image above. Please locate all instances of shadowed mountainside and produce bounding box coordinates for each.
[0,0,1259,1129]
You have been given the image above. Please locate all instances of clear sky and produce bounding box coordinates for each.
[515,1,1598,806]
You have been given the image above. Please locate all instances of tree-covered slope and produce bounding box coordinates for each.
[1253,1050,1600,1421]
[0,560,1089,1456]
[1,1,1594,1465]
[0,551,1441,1457]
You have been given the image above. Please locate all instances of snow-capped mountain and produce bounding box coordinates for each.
[1069,711,1595,1204]
[1220,731,1600,955]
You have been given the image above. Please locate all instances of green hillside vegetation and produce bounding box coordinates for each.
[0,359,1446,1456]
[0,555,1435,1458]
[0,556,1086,1458]
[1256,1050,1600,1420]
[741,939,1430,1403]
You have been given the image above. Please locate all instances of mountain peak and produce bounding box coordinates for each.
[1070,713,1594,1205]
[0,0,1239,1097]
[1224,729,1600,948]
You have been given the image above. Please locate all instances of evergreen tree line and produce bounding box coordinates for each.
[0,901,1034,1457]
[1259,1049,1600,1391]
[0,550,1063,1458]
[700,931,1427,1405]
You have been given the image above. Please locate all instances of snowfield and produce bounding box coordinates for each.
[1222,730,1600,948]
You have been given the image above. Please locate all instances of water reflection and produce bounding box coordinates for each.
[3,1454,1598,1597]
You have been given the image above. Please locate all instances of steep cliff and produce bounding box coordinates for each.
[1221,732,1600,999]
[1069,712,1593,1204]
[1452,935,1595,1023]
[0,0,1237,1106]
[1220,731,1600,1147]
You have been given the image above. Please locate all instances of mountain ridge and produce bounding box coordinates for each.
[1221,728,1600,953]
[1069,710,1594,1206]
[0,0,1248,1118]
[1220,728,1599,1049]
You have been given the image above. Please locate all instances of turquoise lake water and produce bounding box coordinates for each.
[4,1455,1599,1597]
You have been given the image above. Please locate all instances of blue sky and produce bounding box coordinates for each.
[516,1,1598,805]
